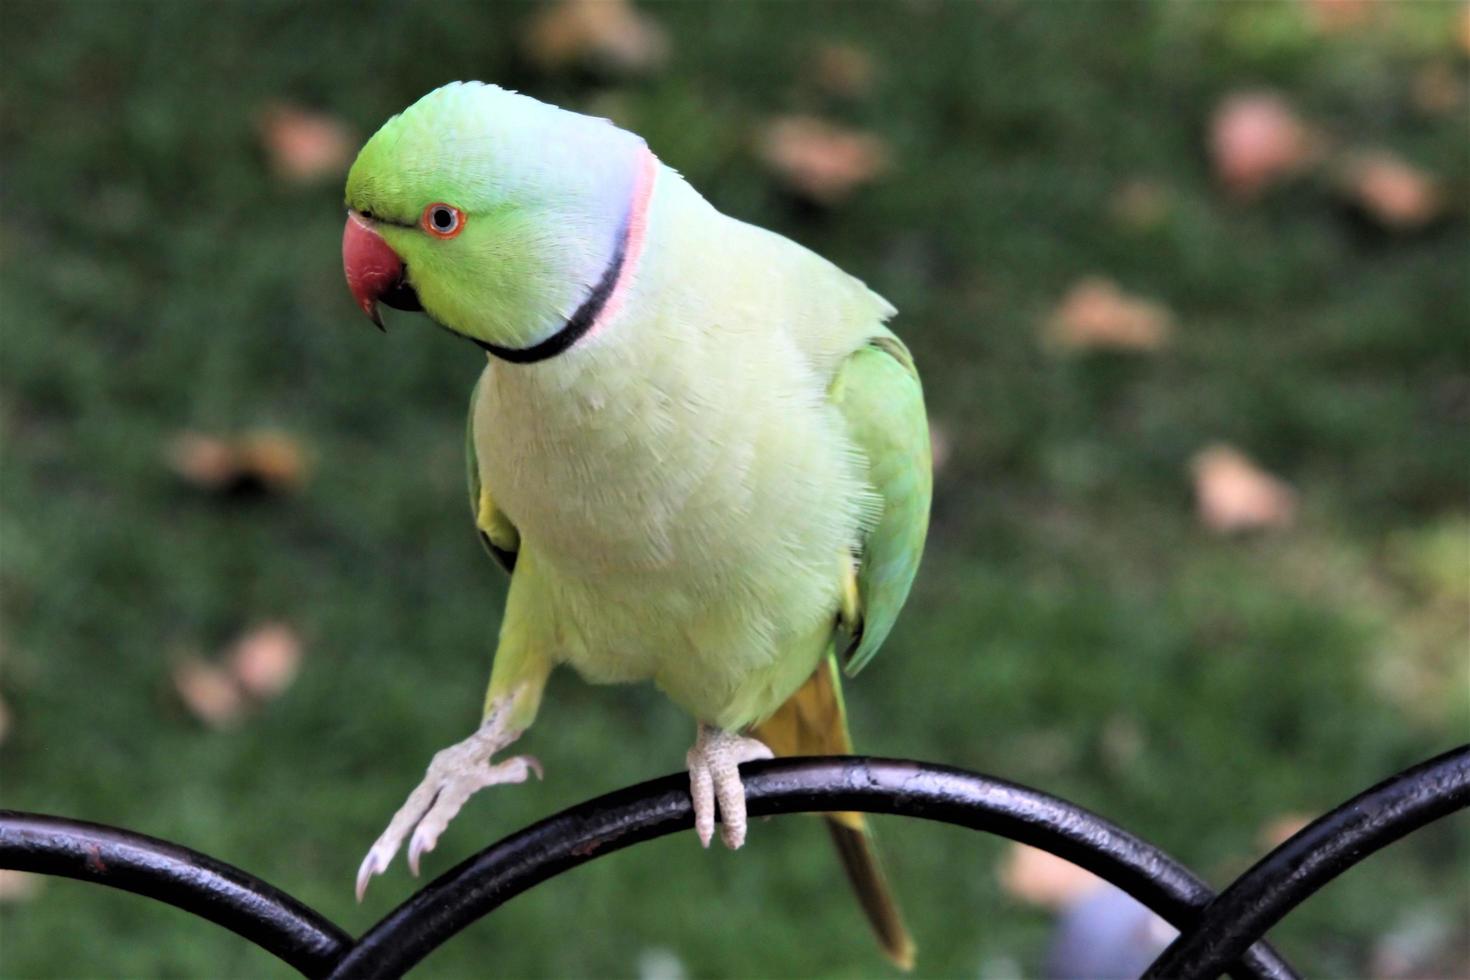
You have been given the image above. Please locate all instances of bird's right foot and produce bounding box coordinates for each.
[355,698,541,901]
[686,724,773,850]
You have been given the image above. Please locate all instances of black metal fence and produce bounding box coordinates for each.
[3,745,1467,979]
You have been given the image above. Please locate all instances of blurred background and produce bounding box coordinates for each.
[2,2,1467,977]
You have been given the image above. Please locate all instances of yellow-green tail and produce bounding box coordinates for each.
[752,654,916,971]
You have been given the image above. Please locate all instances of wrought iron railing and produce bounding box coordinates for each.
[3,745,1466,979]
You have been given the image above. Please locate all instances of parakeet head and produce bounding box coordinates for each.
[342,82,650,361]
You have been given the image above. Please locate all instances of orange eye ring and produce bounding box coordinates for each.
[421,202,466,239]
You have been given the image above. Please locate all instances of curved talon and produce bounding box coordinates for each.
[408,824,436,877]
[355,845,389,903]
[354,701,532,899]
[686,725,773,850]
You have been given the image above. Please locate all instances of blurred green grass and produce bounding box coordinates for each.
[1,2,1467,977]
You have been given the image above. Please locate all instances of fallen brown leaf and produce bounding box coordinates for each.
[808,42,878,100]
[1340,152,1443,232]
[1191,444,1297,534]
[1210,92,1319,200]
[1459,3,1470,57]
[237,430,311,491]
[999,843,1103,909]
[1257,812,1313,850]
[1299,0,1375,33]
[1043,277,1173,352]
[165,429,310,494]
[0,692,10,746]
[0,870,44,903]
[165,432,239,490]
[522,0,669,76]
[226,622,303,702]
[257,103,355,186]
[173,657,248,729]
[758,115,890,205]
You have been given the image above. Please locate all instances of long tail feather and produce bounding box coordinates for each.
[752,653,916,970]
[826,816,916,970]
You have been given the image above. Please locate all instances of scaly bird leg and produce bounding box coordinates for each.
[686,724,773,849]
[355,695,541,901]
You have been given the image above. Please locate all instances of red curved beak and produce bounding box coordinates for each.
[343,211,405,331]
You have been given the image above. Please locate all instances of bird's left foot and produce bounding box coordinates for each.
[686,724,773,849]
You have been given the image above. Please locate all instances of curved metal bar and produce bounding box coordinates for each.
[1143,743,1470,980]
[329,757,1295,980]
[0,811,351,978]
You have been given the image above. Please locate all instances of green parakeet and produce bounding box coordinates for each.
[342,82,930,968]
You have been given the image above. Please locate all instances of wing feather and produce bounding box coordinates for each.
[829,336,931,675]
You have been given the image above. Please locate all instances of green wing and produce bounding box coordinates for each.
[830,335,932,676]
[466,373,520,574]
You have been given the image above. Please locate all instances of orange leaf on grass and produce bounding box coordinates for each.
[0,870,44,903]
[1043,277,1173,353]
[1210,92,1319,200]
[172,622,303,727]
[165,432,239,490]
[1340,152,1443,232]
[1298,0,1375,34]
[999,843,1103,909]
[1191,444,1297,534]
[226,622,303,702]
[757,115,890,205]
[257,103,356,186]
[165,429,310,494]
[173,657,248,729]
[237,430,312,491]
[522,0,669,77]
[1257,812,1313,850]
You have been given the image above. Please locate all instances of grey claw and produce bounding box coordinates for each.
[408,825,435,877]
[355,845,389,903]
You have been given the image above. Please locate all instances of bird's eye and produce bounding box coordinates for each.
[422,203,465,239]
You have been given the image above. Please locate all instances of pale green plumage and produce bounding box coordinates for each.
[463,166,926,733]
[351,82,930,967]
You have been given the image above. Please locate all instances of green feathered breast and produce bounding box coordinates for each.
[459,169,929,733]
